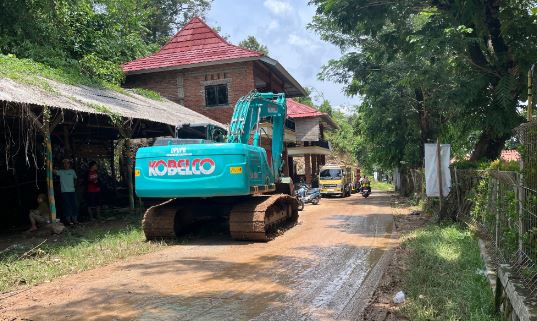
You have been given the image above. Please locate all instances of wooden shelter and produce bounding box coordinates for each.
[0,77,223,229]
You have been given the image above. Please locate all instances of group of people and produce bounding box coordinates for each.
[27,159,101,231]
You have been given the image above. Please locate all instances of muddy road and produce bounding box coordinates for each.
[1,192,395,321]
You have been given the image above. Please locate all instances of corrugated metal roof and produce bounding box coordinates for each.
[286,98,324,118]
[286,98,337,130]
[122,17,262,74]
[0,77,224,128]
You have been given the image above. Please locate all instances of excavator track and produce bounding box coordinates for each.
[142,199,192,240]
[229,194,298,242]
[142,194,298,241]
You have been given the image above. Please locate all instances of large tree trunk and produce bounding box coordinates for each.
[464,1,521,161]
[469,129,511,161]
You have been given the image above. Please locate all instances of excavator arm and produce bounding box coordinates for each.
[227,91,287,181]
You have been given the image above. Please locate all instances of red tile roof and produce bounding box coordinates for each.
[500,150,521,162]
[122,17,262,73]
[286,99,324,118]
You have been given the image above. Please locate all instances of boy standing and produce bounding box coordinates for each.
[55,159,78,225]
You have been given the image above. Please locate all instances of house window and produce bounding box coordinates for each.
[205,84,228,107]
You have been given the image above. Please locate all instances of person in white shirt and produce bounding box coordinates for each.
[54,159,78,225]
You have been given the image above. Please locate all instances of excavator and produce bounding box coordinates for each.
[134,92,298,241]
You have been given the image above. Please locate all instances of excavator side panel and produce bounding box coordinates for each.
[135,143,272,198]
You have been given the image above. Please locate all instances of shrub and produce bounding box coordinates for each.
[79,53,124,85]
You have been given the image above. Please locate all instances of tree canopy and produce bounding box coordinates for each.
[238,36,269,56]
[311,0,537,169]
[0,0,212,83]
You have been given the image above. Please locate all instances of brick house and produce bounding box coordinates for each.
[122,17,336,182]
[122,17,306,124]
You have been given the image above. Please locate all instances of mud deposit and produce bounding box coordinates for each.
[1,192,395,321]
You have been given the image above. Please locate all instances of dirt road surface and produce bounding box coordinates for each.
[1,192,395,321]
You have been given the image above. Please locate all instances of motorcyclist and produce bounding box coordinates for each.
[361,176,371,190]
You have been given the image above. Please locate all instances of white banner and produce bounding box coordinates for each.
[424,144,451,197]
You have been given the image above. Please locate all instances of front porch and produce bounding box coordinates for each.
[287,141,331,186]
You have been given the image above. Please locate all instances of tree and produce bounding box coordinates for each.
[294,87,315,107]
[0,0,213,82]
[310,0,536,164]
[144,0,212,44]
[238,36,269,55]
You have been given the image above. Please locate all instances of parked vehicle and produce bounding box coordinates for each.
[319,164,353,197]
[295,183,321,210]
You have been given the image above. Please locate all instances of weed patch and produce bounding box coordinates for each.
[400,225,499,321]
[0,217,172,293]
[371,180,394,191]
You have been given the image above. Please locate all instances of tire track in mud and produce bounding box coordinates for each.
[252,199,394,321]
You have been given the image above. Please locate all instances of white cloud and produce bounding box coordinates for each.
[263,0,293,15]
[267,19,280,32]
[288,33,318,48]
[207,0,361,107]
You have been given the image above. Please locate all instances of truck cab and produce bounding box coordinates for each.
[319,165,352,197]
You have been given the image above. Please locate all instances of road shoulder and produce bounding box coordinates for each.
[360,196,429,321]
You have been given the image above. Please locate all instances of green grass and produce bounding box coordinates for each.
[400,225,500,321]
[0,216,171,293]
[0,54,118,90]
[371,180,394,191]
[131,88,164,101]
[0,54,167,102]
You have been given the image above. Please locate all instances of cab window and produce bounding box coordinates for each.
[320,169,342,179]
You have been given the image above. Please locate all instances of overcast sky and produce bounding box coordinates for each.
[206,0,361,109]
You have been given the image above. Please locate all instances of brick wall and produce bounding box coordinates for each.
[124,62,256,124]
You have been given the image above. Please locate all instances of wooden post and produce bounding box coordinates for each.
[304,154,312,184]
[27,107,63,222]
[516,173,525,264]
[436,139,444,220]
[288,156,294,178]
[110,140,117,198]
[453,166,460,218]
[311,153,318,178]
[528,66,534,121]
[125,139,135,210]
[43,107,57,221]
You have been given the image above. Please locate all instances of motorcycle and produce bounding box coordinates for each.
[295,184,321,211]
[361,184,371,198]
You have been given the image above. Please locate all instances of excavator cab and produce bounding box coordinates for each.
[150,124,227,147]
[175,123,227,143]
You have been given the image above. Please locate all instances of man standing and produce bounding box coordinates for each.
[55,159,78,225]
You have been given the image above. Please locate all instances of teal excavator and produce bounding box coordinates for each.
[135,92,298,241]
